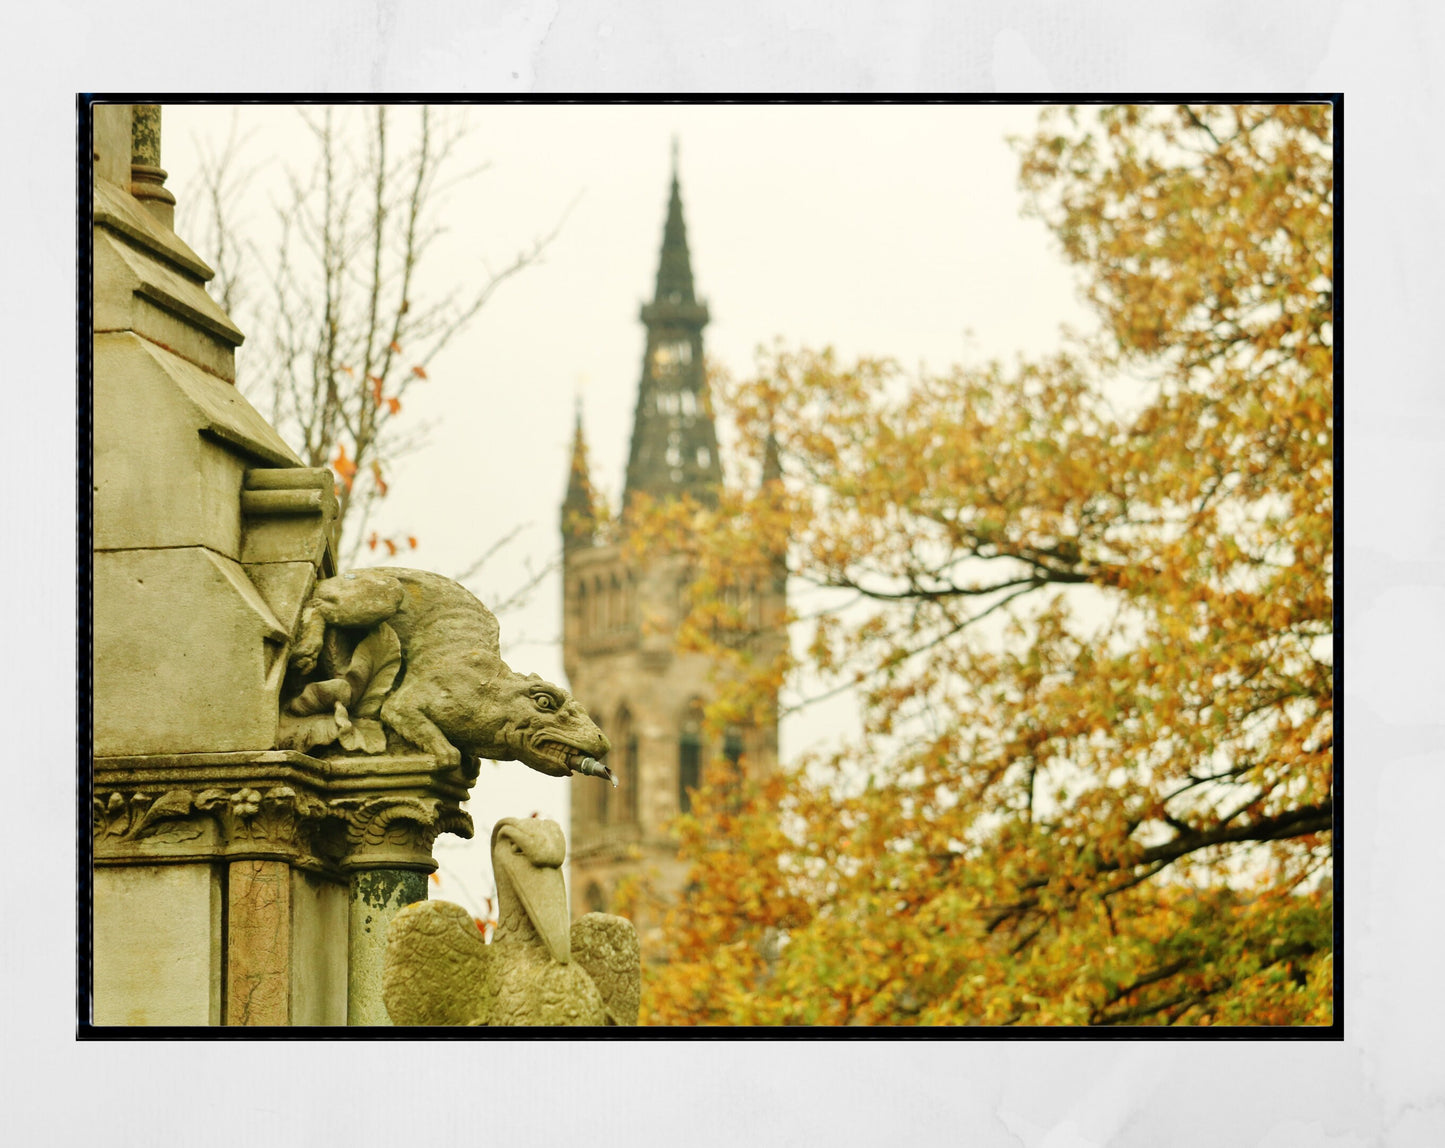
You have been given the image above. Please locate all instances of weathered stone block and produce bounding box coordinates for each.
[245,560,320,647]
[93,228,240,381]
[93,547,289,756]
[290,870,349,1025]
[227,859,291,1025]
[93,167,213,283]
[94,332,300,556]
[93,863,221,1025]
[240,467,338,568]
[93,107,134,190]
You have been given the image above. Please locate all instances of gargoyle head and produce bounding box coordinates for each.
[464,672,613,784]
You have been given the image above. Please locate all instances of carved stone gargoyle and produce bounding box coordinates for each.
[382,817,640,1026]
[277,568,615,787]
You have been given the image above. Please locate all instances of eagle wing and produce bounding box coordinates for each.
[383,900,495,1026]
[571,912,641,1025]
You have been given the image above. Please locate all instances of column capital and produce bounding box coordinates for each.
[92,749,475,876]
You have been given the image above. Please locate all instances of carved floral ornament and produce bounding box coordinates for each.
[92,783,473,871]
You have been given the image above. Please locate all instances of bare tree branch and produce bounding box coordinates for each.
[184,106,568,571]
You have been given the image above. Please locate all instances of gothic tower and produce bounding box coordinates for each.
[560,150,784,959]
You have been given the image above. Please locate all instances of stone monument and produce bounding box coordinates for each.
[89,104,617,1026]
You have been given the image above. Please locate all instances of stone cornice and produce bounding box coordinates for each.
[92,750,475,875]
[93,174,216,285]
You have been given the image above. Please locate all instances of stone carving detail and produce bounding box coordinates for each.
[93,789,203,843]
[92,784,331,856]
[91,753,477,873]
[278,569,616,788]
[331,794,474,864]
[198,784,330,847]
[383,818,640,1026]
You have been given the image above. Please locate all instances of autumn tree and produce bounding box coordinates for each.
[181,105,560,565]
[636,104,1334,1026]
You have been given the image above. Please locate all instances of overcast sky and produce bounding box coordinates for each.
[162,101,1094,913]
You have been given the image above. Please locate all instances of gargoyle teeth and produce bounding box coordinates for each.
[534,739,575,768]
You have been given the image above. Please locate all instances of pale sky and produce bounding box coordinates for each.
[161,101,1096,914]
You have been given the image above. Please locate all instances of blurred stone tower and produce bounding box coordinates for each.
[560,150,784,958]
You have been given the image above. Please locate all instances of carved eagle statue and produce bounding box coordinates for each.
[382,817,640,1026]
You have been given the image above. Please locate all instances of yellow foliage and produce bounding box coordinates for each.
[637,104,1333,1027]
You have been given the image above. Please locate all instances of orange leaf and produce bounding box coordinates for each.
[386,396,402,416]
[384,539,397,556]
[339,365,354,376]
[411,365,428,380]
[371,461,388,497]
[332,443,357,491]
[407,535,418,549]
[370,376,384,405]
[390,340,402,353]
[368,532,378,551]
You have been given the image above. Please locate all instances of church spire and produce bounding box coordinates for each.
[562,399,598,551]
[653,138,696,306]
[624,146,722,511]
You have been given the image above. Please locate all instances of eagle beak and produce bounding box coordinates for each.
[507,854,572,964]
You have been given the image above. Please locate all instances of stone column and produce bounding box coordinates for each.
[92,750,474,1026]
[346,869,430,1026]
[226,859,294,1026]
[128,104,176,229]
[329,756,475,1025]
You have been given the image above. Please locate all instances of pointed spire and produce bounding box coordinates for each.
[653,147,697,306]
[625,146,721,511]
[562,399,598,551]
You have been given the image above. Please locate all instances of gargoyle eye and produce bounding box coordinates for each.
[533,693,558,712]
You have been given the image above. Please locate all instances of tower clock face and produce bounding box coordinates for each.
[651,339,694,374]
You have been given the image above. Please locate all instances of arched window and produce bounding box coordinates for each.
[615,705,638,824]
[585,882,606,914]
[577,580,589,637]
[609,573,622,632]
[679,699,705,814]
[593,574,606,632]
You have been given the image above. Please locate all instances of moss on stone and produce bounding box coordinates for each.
[355,868,427,911]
